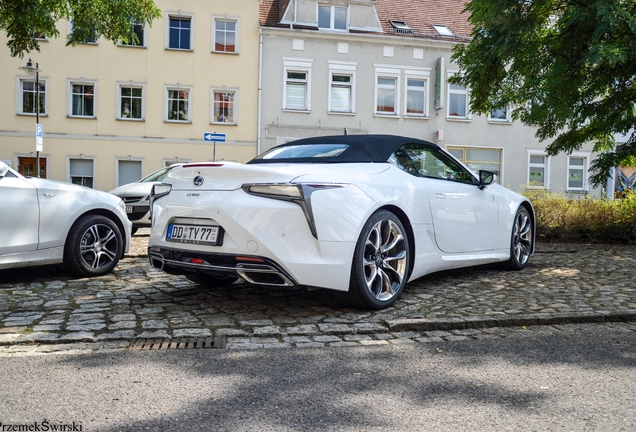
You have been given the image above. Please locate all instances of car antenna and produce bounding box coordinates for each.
[344,128,348,135]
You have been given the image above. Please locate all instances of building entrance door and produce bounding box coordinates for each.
[18,157,47,178]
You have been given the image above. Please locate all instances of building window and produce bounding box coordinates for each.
[213,18,237,53]
[390,20,412,34]
[318,5,347,30]
[69,81,96,118]
[489,107,510,122]
[18,78,47,116]
[432,24,454,36]
[528,151,549,188]
[165,86,192,122]
[405,77,427,116]
[376,76,398,115]
[69,158,94,188]
[167,15,192,50]
[285,71,308,110]
[283,59,312,111]
[567,154,589,191]
[448,81,469,119]
[69,20,97,44]
[330,74,353,112]
[117,159,143,187]
[121,21,146,47]
[211,89,236,124]
[447,146,502,183]
[118,84,144,120]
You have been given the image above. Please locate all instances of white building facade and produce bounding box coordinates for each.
[259,0,602,196]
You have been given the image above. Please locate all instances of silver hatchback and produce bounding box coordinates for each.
[109,164,182,234]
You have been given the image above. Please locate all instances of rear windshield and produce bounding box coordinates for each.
[252,144,348,161]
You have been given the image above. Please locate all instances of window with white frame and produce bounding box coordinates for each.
[118,83,144,120]
[164,86,192,122]
[18,77,47,116]
[211,89,236,124]
[567,154,589,191]
[285,71,308,110]
[68,81,96,118]
[328,61,356,113]
[489,107,510,122]
[167,14,193,50]
[527,151,549,188]
[69,20,97,44]
[330,74,353,112]
[318,4,347,30]
[405,77,428,116]
[213,17,238,53]
[447,73,469,119]
[120,20,146,47]
[69,158,94,188]
[376,76,398,115]
[283,59,312,111]
[447,146,502,183]
[117,159,143,187]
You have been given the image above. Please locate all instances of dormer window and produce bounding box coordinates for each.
[390,20,412,34]
[432,24,454,36]
[318,4,347,30]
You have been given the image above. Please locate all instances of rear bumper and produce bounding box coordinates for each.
[148,246,298,287]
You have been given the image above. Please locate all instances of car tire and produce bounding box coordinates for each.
[186,273,238,287]
[341,210,410,310]
[503,206,533,270]
[64,215,124,277]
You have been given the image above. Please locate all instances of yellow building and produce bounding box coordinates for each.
[0,0,259,191]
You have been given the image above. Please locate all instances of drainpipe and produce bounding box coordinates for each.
[257,28,263,155]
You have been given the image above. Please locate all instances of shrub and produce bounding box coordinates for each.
[522,188,636,244]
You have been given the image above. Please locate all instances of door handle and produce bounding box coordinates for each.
[434,193,446,199]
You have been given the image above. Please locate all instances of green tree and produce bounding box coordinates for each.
[1,0,162,58]
[451,0,636,187]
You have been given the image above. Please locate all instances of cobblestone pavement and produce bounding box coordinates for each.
[1,229,635,355]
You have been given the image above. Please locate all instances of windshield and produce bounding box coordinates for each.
[253,144,348,161]
[139,166,176,183]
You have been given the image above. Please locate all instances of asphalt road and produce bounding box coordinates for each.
[1,322,635,431]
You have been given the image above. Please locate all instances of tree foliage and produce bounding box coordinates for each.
[1,0,161,58]
[451,0,636,187]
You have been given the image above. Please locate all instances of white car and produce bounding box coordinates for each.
[109,164,182,235]
[0,161,131,277]
[147,135,535,309]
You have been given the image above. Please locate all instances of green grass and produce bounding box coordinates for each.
[523,188,636,244]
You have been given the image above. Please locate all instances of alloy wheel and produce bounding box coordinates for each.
[362,219,408,302]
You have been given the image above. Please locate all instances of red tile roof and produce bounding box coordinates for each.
[259,0,473,42]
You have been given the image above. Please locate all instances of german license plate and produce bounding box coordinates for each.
[126,205,133,213]
[166,224,221,246]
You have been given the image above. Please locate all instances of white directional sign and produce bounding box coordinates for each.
[35,123,43,152]
[204,132,226,142]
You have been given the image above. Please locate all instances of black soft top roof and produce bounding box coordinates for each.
[248,134,440,164]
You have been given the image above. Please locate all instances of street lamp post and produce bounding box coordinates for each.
[19,59,42,178]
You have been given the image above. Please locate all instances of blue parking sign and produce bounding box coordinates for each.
[35,123,43,152]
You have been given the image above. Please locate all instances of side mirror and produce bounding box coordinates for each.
[0,161,8,178]
[478,170,496,190]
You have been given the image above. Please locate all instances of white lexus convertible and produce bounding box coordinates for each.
[148,135,534,309]
[0,161,131,277]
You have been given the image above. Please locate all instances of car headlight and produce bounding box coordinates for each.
[242,183,348,239]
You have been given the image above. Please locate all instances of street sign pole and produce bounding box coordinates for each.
[203,133,227,161]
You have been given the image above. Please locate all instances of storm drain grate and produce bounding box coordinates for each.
[128,337,226,351]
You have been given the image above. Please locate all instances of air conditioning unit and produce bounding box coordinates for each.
[434,130,444,141]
